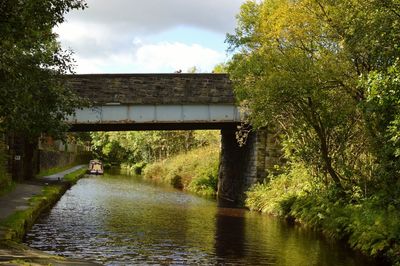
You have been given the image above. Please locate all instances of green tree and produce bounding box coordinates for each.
[362,62,400,189]
[90,130,220,165]
[227,0,400,191]
[0,0,86,139]
[90,132,127,165]
[213,63,228,73]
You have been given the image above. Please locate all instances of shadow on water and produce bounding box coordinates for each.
[213,206,385,266]
[24,171,386,265]
[215,208,246,259]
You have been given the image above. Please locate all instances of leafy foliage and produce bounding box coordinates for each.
[246,163,312,216]
[91,130,220,166]
[0,0,87,139]
[246,166,400,264]
[228,0,400,191]
[231,0,400,263]
[362,62,400,187]
[212,63,228,73]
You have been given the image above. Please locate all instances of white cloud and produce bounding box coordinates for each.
[134,42,224,72]
[72,41,225,74]
[55,22,134,58]
[57,0,244,73]
[72,56,104,74]
[67,0,243,34]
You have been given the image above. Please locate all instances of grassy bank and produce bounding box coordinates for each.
[245,163,400,265]
[143,145,219,197]
[36,162,80,178]
[63,167,87,184]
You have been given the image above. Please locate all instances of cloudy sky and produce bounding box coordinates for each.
[56,0,244,74]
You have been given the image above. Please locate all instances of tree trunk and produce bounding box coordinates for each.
[23,138,39,180]
[307,97,343,190]
[320,137,343,189]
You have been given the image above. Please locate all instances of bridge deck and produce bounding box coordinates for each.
[66,73,240,131]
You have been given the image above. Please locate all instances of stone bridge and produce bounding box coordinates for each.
[65,73,238,131]
[65,73,281,205]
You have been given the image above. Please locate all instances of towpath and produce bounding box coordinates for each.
[0,165,98,265]
[0,165,85,221]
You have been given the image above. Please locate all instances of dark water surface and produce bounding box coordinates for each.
[25,172,380,265]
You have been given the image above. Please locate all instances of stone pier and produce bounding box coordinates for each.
[218,128,283,206]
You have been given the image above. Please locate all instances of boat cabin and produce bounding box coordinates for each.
[88,159,104,175]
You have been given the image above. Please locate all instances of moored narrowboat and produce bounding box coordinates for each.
[88,159,104,175]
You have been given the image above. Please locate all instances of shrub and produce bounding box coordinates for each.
[187,159,219,197]
[245,163,312,216]
[143,162,166,183]
[132,161,146,175]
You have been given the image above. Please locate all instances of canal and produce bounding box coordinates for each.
[25,171,379,265]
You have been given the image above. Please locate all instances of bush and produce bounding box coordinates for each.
[279,195,297,216]
[346,201,400,263]
[187,159,219,197]
[131,161,146,175]
[142,163,166,183]
[245,163,312,216]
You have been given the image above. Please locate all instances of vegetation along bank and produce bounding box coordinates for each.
[143,145,219,197]
[226,0,400,264]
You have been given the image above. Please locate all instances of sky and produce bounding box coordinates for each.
[56,0,244,74]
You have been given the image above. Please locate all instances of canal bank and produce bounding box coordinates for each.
[0,165,99,265]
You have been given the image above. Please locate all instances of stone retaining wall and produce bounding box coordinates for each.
[39,151,91,172]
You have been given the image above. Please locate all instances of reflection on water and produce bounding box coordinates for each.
[25,172,380,265]
[215,208,246,263]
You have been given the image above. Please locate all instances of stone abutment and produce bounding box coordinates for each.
[218,128,283,206]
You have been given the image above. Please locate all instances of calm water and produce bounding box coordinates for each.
[25,172,379,265]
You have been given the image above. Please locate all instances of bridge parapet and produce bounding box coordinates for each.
[65,73,235,105]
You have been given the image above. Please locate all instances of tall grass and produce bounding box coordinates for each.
[143,145,219,197]
[245,163,312,217]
